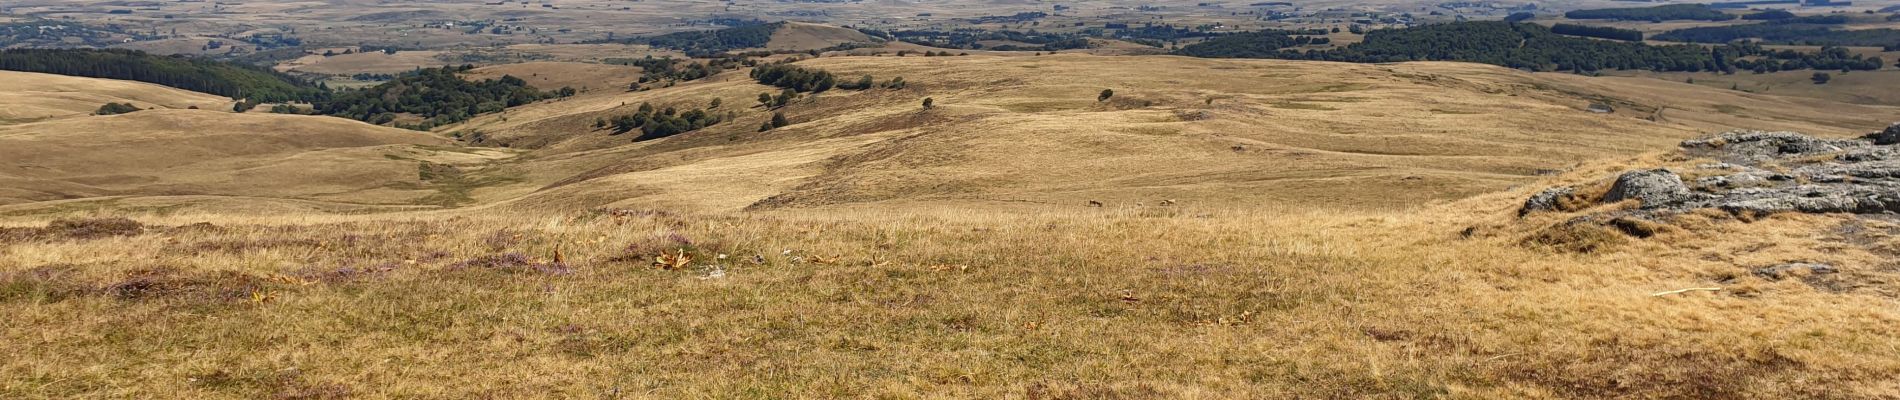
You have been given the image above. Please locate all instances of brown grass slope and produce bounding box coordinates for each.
[0,108,464,207]
[761,22,876,51]
[463,61,643,92]
[4,56,1900,399]
[448,55,1900,214]
[1,179,1895,398]
[0,71,231,125]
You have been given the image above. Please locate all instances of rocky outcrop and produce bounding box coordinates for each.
[1602,169,1690,207]
[1523,129,1900,218]
[1519,187,1576,216]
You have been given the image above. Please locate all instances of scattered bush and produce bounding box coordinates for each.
[94,102,140,115]
[750,63,836,93]
[606,102,728,141]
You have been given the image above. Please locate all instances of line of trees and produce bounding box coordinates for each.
[749,63,837,93]
[1550,24,1643,42]
[610,56,752,86]
[1171,32,1331,58]
[0,49,323,103]
[603,102,730,141]
[1174,21,1880,74]
[628,21,782,57]
[1563,4,1737,22]
[1654,21,1900,47]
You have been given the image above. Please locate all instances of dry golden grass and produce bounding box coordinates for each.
[276,51,452,75]
[3,180,1898,398]
[7,54,1900,398]
[463,62,644,92]
[0,71,231,125]
[449,55,1900,214]
[0,106,501,207]
[759,22,876,51]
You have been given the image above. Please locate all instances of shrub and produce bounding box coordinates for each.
[95,102,140,115]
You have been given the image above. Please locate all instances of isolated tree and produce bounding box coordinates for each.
[758,92,773,107]
[816,74,836,92]
[854,74,874,90]
[771,111,790,128]
[1812,72,1833,84]
[1098,89,1115,102]
[922,97,934,109]
[774,89,797,108]
[759,121,774,132]
[709,98,723,109]
[594,117,607,129]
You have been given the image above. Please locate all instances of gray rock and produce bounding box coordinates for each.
[1865,124,1900,145]
[1603,169,1690,208]
[1754,263,1838,280]
[1524,128,1900,220]
[1520,187,1576,216]
[1681,130,1865,161]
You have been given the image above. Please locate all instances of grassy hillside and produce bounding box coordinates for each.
[763,22,877,51]
[0,99,503,208]
[3,170,1896,398]
[3,55,1900,398]
[0,71,230,125]
[443,55,1898,213]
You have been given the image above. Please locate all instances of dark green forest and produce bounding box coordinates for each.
[1172,32,1330,58]
[315,65,562,130]
[607,56,751,85]
[1563,4,1737,21]
[889,29,1093,51]
[750,64,838,93]
[1653,20,1900,47]
[605,102,730,141]
[1176,22,1881,73]
[0,49,323,102]
[627,21,783,57]
[1550,24,1644,41]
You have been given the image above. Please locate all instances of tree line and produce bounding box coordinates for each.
[0,48,323,103]
[1174,21,1881,74]
[620,21,782,57]
[1563,4,1737,22]
[1172,32,1331,58]
[609,56,753,88]
[1550,24,1643,42]
[1652,18,1897,47]
[601,101,731,141]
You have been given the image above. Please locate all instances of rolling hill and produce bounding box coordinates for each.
[0,71,231,125]
[5,55,1900,398]
[761,22,877,51]
[0,72,514,210]
[440,55,1900,213]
